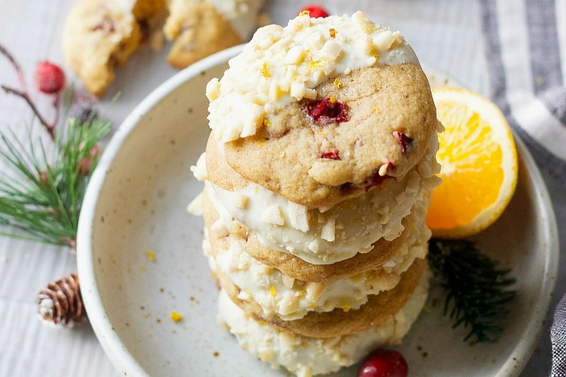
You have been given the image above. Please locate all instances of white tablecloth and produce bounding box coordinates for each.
[0,1,564,376]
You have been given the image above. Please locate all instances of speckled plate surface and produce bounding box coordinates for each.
[77,45,559,377]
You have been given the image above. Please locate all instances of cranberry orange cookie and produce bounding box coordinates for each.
[62,0,165,96]
[188,11,442,377]
[216,271,429,377]
[206,11,440,207]
[202,183,428,282]
[205,133,439,264]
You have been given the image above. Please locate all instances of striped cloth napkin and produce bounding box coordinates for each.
[480,0,565,375]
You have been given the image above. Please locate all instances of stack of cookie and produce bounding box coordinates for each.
[189,11,442,377]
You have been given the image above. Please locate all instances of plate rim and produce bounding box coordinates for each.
[496,134,559,376]
[76,45,560,377]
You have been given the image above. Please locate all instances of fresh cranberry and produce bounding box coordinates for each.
[306,98,348,125]
[299,5,329,18]
[34,61,65,94]
[358,349,408,377]
[321,149,340,160]
[393,131,413,154]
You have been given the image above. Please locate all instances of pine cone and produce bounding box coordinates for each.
[37,273,86,327]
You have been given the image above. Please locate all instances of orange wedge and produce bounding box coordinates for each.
[426,87,518,238]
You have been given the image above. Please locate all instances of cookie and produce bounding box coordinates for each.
[216,270,429,377]
[62,0,165,96]
[205,12,440,207]
[202,184,429,282]
[221,64,439,207]
[217,258,426,338]
[164,0,242,69]
[205,135,439,263]
[206,214,427,320]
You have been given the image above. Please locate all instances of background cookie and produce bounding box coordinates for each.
[62,0,165,96]
[164,0,242,69]
[63,0,264,95]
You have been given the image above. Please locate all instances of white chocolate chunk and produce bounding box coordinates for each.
[261,205,285,226]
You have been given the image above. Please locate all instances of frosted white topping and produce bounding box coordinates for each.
[217,269,429,377]
[207,11,419,143]
[208,197,429,320]
[208,138,439,265]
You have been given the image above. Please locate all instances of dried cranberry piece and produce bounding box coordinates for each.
[92,17,115,34]
[393,131,413,154]
[321,149,340,160]
[364,162,394,192]
[364,173,392,192]
[306,98,348,125]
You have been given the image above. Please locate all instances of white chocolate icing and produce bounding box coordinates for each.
[217,269,429,377]
[206,11,420,144]
[207,195,430,320]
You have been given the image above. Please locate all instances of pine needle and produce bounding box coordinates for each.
[428,238,517,343]
[0,112,111,248]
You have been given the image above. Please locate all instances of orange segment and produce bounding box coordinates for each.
[426,87,518,238]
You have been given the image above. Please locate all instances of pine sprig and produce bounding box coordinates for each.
[0,113,111,247]
[0,42,112,248]
[428,238,517,343]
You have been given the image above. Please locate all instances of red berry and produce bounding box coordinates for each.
[358,349,408,377]
[34,61,65,94]
[299,5,329,18]
[78,145,101,176]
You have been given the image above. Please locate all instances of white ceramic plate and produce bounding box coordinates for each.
[77,45,559,377]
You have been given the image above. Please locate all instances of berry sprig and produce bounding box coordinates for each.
[0,44,65,139]
[0,44,111,328]
[0,43,111,249]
